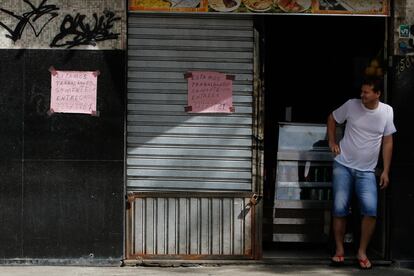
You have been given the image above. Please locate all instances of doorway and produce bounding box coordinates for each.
[259,15,388,260]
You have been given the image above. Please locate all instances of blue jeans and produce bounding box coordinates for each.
[332,161,378,217]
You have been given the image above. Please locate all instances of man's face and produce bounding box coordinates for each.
[360,84,380,105]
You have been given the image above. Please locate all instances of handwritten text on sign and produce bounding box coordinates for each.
[50,70,98,114]
[187,71,233,113]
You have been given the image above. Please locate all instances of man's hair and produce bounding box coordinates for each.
[362,77,383,93]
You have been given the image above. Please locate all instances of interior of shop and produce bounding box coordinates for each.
[259,15,387,260]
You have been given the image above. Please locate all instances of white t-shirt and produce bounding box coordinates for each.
[333,99,396,172]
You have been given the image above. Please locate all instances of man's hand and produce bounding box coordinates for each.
[379,171,389,189]
[327,113,340,156]
[329,141,341,155]
[380,135,393,190]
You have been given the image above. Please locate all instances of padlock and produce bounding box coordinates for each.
[250,194,259,205]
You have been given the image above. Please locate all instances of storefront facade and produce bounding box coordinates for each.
[0,0,413,268]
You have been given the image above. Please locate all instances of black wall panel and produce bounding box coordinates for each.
[0,49,125,261]
[0,50,24,161]
[0,50,24,258]
[0,161,22,258]
[389,56,414,261]
[23,161,123,258]
[24,50,124,161]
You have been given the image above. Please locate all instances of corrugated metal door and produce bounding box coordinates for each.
[126,192,254,259]
[127,14,254,192]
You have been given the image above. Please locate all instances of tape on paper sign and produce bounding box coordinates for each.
[47,109,55,116]
[230,106,235,112]
[184,106,192,112]
[48,66,58,76]
[184,72,193,79]
[93,70,100,77]
[226,75,235,81]
[91,110,100,117]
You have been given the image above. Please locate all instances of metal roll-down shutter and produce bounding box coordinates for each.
[127,14,254,192]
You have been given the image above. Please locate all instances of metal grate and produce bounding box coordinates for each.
[126,192,255,259]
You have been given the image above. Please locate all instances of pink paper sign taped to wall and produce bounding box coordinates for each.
[50,70,98,115]
[186,71,234,113]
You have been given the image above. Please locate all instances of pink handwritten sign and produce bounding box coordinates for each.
[186,71,233,113]
[50,70,98,115]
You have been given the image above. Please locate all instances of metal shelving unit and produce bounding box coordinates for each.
[273,122,337,243]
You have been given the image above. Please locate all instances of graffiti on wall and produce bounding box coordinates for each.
[0,0,124,49]
[50,10,120,48]
[0,0,59,42]
[395,56,414,77]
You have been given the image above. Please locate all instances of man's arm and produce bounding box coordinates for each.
[380,135,393,189]
[327,113,340,155]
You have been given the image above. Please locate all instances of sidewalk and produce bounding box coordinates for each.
[0,264,413,276]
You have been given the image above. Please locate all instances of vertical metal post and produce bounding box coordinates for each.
[252,24,265,259]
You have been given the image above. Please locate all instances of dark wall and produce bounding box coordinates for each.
[0,50,125,261]
[389,56,414,261]
[263,16,385,124]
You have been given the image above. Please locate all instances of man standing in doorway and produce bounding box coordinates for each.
[327,77,396,269]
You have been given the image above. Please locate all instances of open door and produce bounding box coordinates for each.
[260,15,389,261]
